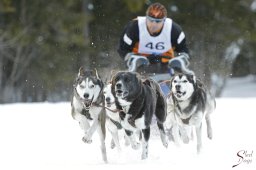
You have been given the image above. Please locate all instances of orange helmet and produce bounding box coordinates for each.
[146,3,167,19]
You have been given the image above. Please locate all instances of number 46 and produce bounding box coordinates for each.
[145,42,165,50]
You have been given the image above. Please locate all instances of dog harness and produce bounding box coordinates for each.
[74,87,104,119]
[81,109,93,120]
[170,92,192,125]
[110,118,122,129]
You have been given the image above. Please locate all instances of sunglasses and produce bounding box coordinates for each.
[146,16,166,23]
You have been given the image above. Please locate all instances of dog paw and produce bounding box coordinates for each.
[141,152,148,160]
[124,140,130,146]
[208,133,212,140]
[110,139,116,149]
[207,130,213,140]
[197,145,202,154]
[182,136,190,144]
[131,142,140,150]
[160,133,168,148]
[161,138,168,148]
[166,129,174,141]
[82,136,92,144]
[163,141,168,148]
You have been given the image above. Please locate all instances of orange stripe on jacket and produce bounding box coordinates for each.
[132,42,175,63]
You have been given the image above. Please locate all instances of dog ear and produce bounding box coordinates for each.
[110,74,116,85]
[135,72,142,81]
[94,68,99,79]
[187,73,196,83]
[98,79,104,90]
[78,66,85,76]
[110,72,118,95]
[193,75,196,83]
[191,74,196,83]
[110,70,118,81]
[110,71,119,85]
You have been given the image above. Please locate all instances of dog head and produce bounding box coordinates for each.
[74,67,104,107]
[171,73,196,101]
[103,83,115,108]
[111,71,142,101]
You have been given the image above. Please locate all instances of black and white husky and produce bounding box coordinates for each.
[166,73,216,153]
[71,67,107,163]
[111,71,168,159]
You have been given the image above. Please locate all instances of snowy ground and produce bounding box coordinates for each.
[0,76,255,170]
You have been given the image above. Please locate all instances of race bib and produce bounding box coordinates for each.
[138,17,173,54]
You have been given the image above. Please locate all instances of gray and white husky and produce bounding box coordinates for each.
[71,67,107,163]
[103,83,130,151]
[166,73,216,153]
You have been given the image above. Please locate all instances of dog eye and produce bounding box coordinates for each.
[124,77,130,82]
[173,80,177,83]
[183,80,188,83]
[79,85,85,89]
[115,77,119,82]
[89,84,95,88]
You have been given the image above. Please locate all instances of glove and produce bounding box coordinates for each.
[124,52,134,68]
[125,53,149,72]
[177,52,190,67]
[147,54,162,63]
[168,53,194,74]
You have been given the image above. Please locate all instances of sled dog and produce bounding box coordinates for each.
[71,67,107,162]
[111,71,168,159]
[166,73,216,153]
[103,83,130,151]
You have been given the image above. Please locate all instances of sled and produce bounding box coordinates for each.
[126,54,172,97]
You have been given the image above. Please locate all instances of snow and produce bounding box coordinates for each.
[251,0,256,12]
[221,75,256,97]
[0,76,256,170]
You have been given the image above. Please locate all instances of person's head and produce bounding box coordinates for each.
[146,3,167,35]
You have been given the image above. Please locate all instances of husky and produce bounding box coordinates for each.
[111,71,168,159]
[166,73,216,153]
[103,83,130,151]
[71,67,107,163]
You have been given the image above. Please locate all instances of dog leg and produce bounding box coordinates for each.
[190,126,194,141]
[110,139,116,149]
[205,114,212,139]
[76,115,92,143]
[157,122,168,148]
[179,126,190,144]
[172,124,181,146]
[125,130,140,150]
[110,131,121,152]
[195,123,202,154]
[82,119,99,143]
[75,113,90,131]
[107,119,121,151]
[141,128,150,160]
[166,127,174,142]
[179,127,189,144]
[97,126,108,163]
[124,134,130,146]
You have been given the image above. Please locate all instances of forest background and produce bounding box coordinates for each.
[1,0,256,103]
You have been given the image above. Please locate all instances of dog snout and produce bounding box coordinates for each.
[116,83,122,89]
[106,97,110,102]
[175,85,181,90]
[83,93,89,99]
